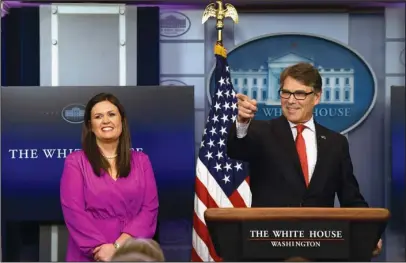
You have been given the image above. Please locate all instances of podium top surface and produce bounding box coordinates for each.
[204,208,390,222]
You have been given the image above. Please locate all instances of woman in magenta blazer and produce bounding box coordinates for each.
[60,93,159,262]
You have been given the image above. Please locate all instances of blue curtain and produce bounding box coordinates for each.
[1,7,40,262]
[136,7,161,243]
[137,7,160,86]
[1,7,39,86]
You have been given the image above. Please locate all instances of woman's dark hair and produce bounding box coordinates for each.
[82,93,132,178]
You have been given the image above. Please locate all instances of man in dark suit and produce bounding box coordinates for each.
[227,62,382,252]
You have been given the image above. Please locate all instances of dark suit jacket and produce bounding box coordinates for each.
[227,115,368,208]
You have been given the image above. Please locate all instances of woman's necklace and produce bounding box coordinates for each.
[102,153,117,159]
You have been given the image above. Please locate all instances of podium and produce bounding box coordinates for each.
[205,208,390,262]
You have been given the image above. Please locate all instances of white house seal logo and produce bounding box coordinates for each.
[62,103,86,124]
[207,33,377,134]
[160,11,191,38]
[160,79,187,86]
[400,48,405,66]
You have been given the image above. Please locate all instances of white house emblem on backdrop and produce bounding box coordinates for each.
[160,79,187,86]
[160,11,191,37]
[62,103,86,124]
[400,48,405,66]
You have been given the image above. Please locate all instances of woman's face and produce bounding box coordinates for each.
[90,100,123,143]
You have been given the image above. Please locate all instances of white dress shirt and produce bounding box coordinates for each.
[235,117,318,181]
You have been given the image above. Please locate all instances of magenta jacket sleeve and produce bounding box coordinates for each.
[60,153,108,257]
[122,153,159,238]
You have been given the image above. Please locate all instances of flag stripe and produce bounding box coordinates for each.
[237,179,252,207]
[193,215,219,261]
[191,247,203,262]
[229,189,247,208]
[196,158,233,208]
[194,193,208,225]
[193,186,221,261]
[194,176,219,210]
[192,228,212,261]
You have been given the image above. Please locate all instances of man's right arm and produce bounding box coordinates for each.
[227,119,261,162]
[236,120,251,138]
[228,93,259,161]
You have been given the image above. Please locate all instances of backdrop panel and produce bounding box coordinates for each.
[390,85,405,234]
[1,86,195,240]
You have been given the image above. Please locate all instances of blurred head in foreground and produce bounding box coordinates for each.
[111,238,165,262]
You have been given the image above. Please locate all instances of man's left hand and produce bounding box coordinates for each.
[372,239,383,257]
[93,244,116,262]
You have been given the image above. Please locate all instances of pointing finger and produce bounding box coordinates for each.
[236,93,248,101]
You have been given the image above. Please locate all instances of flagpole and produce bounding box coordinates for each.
[202,0,239,47]
[191,2,247,262]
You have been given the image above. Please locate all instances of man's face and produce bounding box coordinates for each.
[280,76,321,124]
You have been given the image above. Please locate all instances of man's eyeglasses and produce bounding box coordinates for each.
[279,89,314,100]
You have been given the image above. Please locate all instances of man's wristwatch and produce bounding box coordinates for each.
[113,242,120,249]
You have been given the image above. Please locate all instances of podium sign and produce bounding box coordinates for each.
[242,220,350,260]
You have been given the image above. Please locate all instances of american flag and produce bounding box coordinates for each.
[191,44,252,262]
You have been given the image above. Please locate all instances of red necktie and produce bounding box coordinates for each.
[295,124,309,187]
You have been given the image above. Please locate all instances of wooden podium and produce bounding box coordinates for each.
[205,208,390,262]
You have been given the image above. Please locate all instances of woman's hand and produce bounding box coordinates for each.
[372,239,383,257]
[93,244,116,262]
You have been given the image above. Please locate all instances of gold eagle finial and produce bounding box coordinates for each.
[202,0,238,24]
[202,1,239,44]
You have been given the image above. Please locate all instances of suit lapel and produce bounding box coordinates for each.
[308,122,329,189]
[273,116,307,187]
